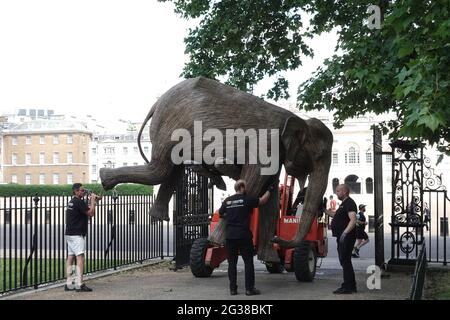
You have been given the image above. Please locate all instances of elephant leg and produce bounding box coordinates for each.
[150,166,183,221]
[240,165,281,263]
[100,159,173,190]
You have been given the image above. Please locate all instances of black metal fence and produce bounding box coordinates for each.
[0,194,172,295]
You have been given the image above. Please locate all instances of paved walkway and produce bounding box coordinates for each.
[3,256,412,300]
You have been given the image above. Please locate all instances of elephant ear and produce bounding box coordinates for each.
[281,116,309,160]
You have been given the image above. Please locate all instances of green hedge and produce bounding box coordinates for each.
[0,183,153,197]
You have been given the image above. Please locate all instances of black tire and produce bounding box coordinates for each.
[265,260,284,273]
[294,241,317,282]
[190,238,214,277]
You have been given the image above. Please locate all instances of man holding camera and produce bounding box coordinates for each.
[324,184,357,294]
[65,183,99,292]
[219,179,273,296]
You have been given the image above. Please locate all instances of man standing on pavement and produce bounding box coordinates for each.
[219,179,272,296]
[352,204,369,258]
[325,184,357,294]
[327,195,337,226]
[65,183,98,292]
[329,195,337,213]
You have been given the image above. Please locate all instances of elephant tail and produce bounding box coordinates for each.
[137,103,157,164]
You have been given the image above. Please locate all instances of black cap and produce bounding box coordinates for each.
[359,204,366,210]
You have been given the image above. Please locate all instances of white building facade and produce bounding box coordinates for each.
[90,131,151,183]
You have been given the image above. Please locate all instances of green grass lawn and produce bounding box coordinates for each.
[425,270,450,300]
[0,258,128,292]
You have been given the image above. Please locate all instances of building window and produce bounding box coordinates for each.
[104,147,115,155]
[92,165,97,175]
[133,147,138,154]
[12,153,18,165]
[366,178,374,194]
[53,135,59,144]
[25,174,31,185]
[39,152,45,164]
[332,178,339,194]
[67,134,73,144]
[53,173,59,185]
[366,150,372,164]
[332,153,338,165]
[12,136,18,145]
[67,152,73,163]
[92,148,97,155]
[386,154,392,163]
[345,174,361,194]
[40,135,45,144]
[26,136,32,144]
[144,146,149,154]
[25,153,31,164]
[104,161,115,168]
[39,173,45,185]
[11,174,18,183]
[349,147,356,164]
[67,173,73,184]
[123,147,128,155]
[53,152,59,164]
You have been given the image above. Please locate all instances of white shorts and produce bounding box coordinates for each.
[66,235,86,256]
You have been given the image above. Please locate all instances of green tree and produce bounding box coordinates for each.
[161,0,450,155]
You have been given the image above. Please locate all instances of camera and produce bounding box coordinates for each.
[84,189,101,200]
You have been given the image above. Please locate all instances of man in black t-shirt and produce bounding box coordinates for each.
[65,183,99,292]
[219,179,272,296]
[325,184,357,294]
[352,204,369,258]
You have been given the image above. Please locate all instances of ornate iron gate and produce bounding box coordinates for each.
[422,157,448,265]
[173,166,212,269]
[388,140,449,266]
[389,140,425,266]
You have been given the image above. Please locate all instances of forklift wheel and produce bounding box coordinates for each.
[190,238,214,278]
[294,241,317,282]
[265,261,284,273]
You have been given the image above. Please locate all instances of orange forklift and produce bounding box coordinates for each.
[190,174,328,282]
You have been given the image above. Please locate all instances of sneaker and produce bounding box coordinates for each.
[245,288,261,296]
[230,289,238,296]
[75,284,93,292]
[352,252,360,258]
[64,284,75,291]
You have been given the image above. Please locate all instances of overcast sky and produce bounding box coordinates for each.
[0,0,337,127]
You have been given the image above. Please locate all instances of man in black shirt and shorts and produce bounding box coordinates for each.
[65,183,98,292]
[219,179,272,296]
[325,184,357,294]
[352,204,369,258]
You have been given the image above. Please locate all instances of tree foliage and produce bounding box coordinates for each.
[161,0,450,154]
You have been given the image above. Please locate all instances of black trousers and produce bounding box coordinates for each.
[337,237,357,290]
[226,238,255,291]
